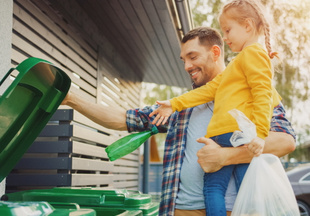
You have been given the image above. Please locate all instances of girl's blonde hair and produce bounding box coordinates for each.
[220,0,277,59]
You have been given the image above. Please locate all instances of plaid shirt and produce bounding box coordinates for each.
[126,104,193,216]
[126,102,295,216]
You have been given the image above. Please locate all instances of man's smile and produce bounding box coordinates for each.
[189,68,201,78]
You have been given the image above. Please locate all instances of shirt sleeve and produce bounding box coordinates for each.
[241,46,273,139]
[126,105,168,133]
[170,73,222,112]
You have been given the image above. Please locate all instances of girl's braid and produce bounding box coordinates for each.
[243,0,277,58]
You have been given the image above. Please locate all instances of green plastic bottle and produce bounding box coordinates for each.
[105,126,159,161]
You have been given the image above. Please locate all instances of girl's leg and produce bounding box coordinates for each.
[203,133,234,216]
[233,163,249,191]
[203,165,234,216]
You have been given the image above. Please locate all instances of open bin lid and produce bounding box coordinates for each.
[0,57,71,182]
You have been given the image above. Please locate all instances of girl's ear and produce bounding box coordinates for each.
[245,18,255,32]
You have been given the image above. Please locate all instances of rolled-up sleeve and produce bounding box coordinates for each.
[126,105,168,133]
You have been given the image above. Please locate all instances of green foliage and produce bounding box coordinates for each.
[191,0,222,29]
[274,63,296,108]
[288,137,310,162]
[142,83,188,106]
[268,0,310,105]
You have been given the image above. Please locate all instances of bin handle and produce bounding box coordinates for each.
[0,68,15,86]
[49,202,80,210]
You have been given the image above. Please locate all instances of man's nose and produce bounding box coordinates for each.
[184,61,193,72]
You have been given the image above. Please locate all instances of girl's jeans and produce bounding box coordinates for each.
[204,132,249,216]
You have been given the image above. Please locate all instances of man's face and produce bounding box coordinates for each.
[180,37,218,87]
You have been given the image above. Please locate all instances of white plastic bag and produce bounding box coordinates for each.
[228,109,257,147]
[231,154,300,216]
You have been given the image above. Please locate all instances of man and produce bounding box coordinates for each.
[62,27,296,216]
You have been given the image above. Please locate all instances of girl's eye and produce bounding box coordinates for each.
[226,29,230,33]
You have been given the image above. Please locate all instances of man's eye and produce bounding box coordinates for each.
[191,56,197,60]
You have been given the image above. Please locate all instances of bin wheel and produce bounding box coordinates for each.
[0,195,8,201]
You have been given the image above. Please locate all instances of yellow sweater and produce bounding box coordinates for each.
[170,43,281,139]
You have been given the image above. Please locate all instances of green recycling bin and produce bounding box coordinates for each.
[2,188,159,216]
[52,202,143,216]
[0,58,159,215]
[0,201,96,216]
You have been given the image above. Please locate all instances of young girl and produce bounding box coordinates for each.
[150,0,281,215]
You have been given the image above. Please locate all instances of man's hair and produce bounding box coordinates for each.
[182,27,224,53]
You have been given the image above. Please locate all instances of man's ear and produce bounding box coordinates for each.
[211,45,221,61]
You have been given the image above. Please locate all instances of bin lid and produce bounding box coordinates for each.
[0,57,71,182]
[0,201,96,216]
[51,202,143,216]
[4,188,152,207]
[3,188,159,215]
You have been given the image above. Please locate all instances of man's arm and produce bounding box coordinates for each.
[197,131,296,173]
[62,92,127,131]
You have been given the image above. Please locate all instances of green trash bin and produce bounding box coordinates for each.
[0,201,96,215]
[0,58,159,215]
[51,202,143,216]
[2,188,159,216]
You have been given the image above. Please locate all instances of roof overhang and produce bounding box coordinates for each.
[76,0,193,88]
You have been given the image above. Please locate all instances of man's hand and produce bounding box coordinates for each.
[196,137,226,173]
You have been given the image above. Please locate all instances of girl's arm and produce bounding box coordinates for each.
[242,46,274,140]
[171,73,222,111]
[149,74,222,125]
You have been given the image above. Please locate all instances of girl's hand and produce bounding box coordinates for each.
[149,100,173,126]
[246,136,265,157]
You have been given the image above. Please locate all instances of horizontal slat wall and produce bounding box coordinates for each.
[7,109,140,192]
[7,0,142,192]
[12,0,97,101]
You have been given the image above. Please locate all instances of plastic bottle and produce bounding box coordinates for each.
[105,126,159,161]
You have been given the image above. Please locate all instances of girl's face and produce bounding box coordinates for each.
[219,14,252,52]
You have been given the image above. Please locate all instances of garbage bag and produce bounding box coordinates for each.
[228,109,257,147]
[105,126,158,161]
[231,154,299,216]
